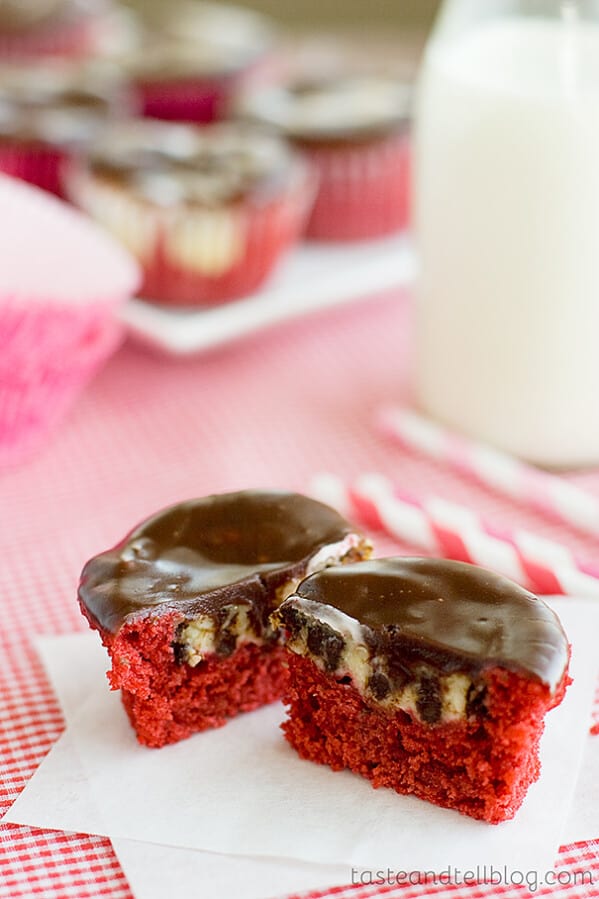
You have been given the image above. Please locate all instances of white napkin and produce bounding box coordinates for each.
[4,599,599,893]
[10,634,352,899]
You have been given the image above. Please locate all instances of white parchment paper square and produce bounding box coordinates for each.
[5,599,599,881]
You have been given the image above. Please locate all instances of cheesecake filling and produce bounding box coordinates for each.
[275,556,570,727]
[276,599,484,725]
[67,172,160,259]
[164,207,246,275]
[175,533,371,667]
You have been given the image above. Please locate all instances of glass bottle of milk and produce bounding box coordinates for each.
[414,0,599,467]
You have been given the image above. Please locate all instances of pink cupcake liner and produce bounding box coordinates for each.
[300,131,411,241]
[0,312,122,466]
[0,174,140,465]
[0,142,66,196]
[0,295,122,372]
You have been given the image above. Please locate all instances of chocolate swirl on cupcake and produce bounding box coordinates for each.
[65,120,314,306]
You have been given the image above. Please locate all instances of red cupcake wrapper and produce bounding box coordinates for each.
[137,54,275,125]
[0,142,67,196]
[65,161,316,308]
[137,74,242,125]
[300,130,411,242]
[0,13,98,60]
[0,296,124,465]
[145,187,313,307]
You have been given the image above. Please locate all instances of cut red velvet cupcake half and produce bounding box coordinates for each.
[78,490,371,747]
[274,557,571,823]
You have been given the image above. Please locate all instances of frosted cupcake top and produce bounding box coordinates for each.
[0,63,129,145]
[78,490,365,634]
[240,75,412,143]
[278,557,570,692]
[0,0,102,33]
[124,1,274,82]
[79,121,304,207]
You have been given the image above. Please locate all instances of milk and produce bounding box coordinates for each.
[414,16,599,466]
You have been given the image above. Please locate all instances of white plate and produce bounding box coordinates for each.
[120,233,415,355]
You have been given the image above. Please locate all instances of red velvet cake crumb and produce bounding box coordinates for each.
[77,490,369,747]
[102,614,288,748]
[276,558,571,823]
[282,654,569,824]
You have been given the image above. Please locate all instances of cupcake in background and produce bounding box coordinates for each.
[240,74,412,241]
[64,120,315,307]
[0,174,140,465]
[0,61,134,195]
[0,0,135,62]
[124,1,276,124]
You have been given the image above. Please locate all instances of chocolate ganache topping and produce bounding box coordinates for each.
[78,490,360,635]
[280,557,569,691]
[0,65,127,146]
[240,75,412,144]
[84,122,296,207]
[0,0,71,32]
[128,1,274,81]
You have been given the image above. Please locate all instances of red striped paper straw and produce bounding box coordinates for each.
[310,472,599,599]
[375,405,599,539]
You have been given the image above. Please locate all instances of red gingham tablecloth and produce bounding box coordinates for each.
[1,290,598,899]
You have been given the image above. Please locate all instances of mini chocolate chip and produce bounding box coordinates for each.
[280,606,304,635]
[386,645,412,687]
[466,682,488,719]
[336,675,352,685]
[416,674,442,724]
[214,606,232,628]
[367,672,390,700]
[172,639,188,666]
[306,622,344,671]
[215,630,237,657]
